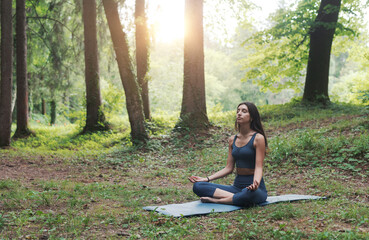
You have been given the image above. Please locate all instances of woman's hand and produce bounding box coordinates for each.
[188,176,208,183]
[246,179,259,191]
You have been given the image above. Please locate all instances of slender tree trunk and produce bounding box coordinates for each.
[50,99,56,125]
[180,0,209,129]
[28,73,33,116]
[0,0,13,147]
[102,0,148,142]
[41,75,46,115]
[42,98,46,115]
[82,0,109,132]
[11,88,16,118]
[135,0,151,120]
[14,0,32,138]
[302,0,341,104]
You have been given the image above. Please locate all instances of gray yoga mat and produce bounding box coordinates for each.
[143,194,326,217]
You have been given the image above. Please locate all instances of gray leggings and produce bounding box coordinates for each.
[192,175,267,207]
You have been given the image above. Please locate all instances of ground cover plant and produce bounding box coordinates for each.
[0,102,368,239]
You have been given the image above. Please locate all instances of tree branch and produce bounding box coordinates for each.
[27,16,82,41]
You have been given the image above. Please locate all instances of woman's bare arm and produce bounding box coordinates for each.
[247,133,265,191]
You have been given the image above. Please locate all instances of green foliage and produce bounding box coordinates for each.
[204,47,269,109]
[18,0,369,138]
[330,33,369,105]
[148,27,295,114]
[9,123,129,156]
[208,103,235,127]
[260,102,368,176]
[148,41,183,113]
[241,0,315,92]
[30,113,50,125]
[241,0,366,93]
[243,0,318,92]
[146,112,177,135]
[25,0,121,125]
[27,0,81,99]
[101,79,127,119]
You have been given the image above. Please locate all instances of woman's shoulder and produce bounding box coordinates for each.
[228,135,237,145]
[253,133,265,146]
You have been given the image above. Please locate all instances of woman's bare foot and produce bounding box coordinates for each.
[200,197,218,203]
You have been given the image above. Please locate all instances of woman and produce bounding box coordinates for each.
[188,102,268,207]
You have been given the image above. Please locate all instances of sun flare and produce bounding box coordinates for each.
[148,0,185,43]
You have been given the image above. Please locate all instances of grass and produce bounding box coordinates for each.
[0,101,368,239]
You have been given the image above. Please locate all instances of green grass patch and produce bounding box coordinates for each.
[1,102,368,239]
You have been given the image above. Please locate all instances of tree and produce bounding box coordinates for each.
[82,0,109,132]
[135,0,151,120]
[28,1,83,125]
[102,0,148,142]
[14,0,32,138]
[241,0,363,99]
[0,0,14,147]
[302,0,341,103]
[180,0,209,129]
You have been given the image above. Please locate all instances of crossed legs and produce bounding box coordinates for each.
[200,188,235,204]
[193,182,239,205]
[193,181,267,207]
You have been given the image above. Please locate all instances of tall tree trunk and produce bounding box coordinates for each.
[14,0,32,138]
[0,0,13,147]
[302,0,341,104]
[50,99,56,125]
[82,0,109,132]
[11,87,16,119]
[180,0,209,129]
[102,0,148,142]
[28,73,33,116]
[41,75,46,115]
[42,98,46,115]
[135,0,151,120]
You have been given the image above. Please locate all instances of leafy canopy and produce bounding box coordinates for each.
[240,0,365,93]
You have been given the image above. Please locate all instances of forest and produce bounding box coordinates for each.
[0,0,368,239]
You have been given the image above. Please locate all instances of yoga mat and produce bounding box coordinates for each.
[143,194,326,217]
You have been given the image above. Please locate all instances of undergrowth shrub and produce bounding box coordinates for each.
[267,124,369,172]
[7,101,369,175]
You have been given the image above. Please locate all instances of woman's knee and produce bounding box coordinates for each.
[193,182,211,197]
[233,191,251,206]
[233,189,267,206]
[192,182,203,195]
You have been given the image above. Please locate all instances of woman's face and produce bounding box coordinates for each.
[236,104,251,124]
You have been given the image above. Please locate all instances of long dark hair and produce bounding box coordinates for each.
[235,102,268,147]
